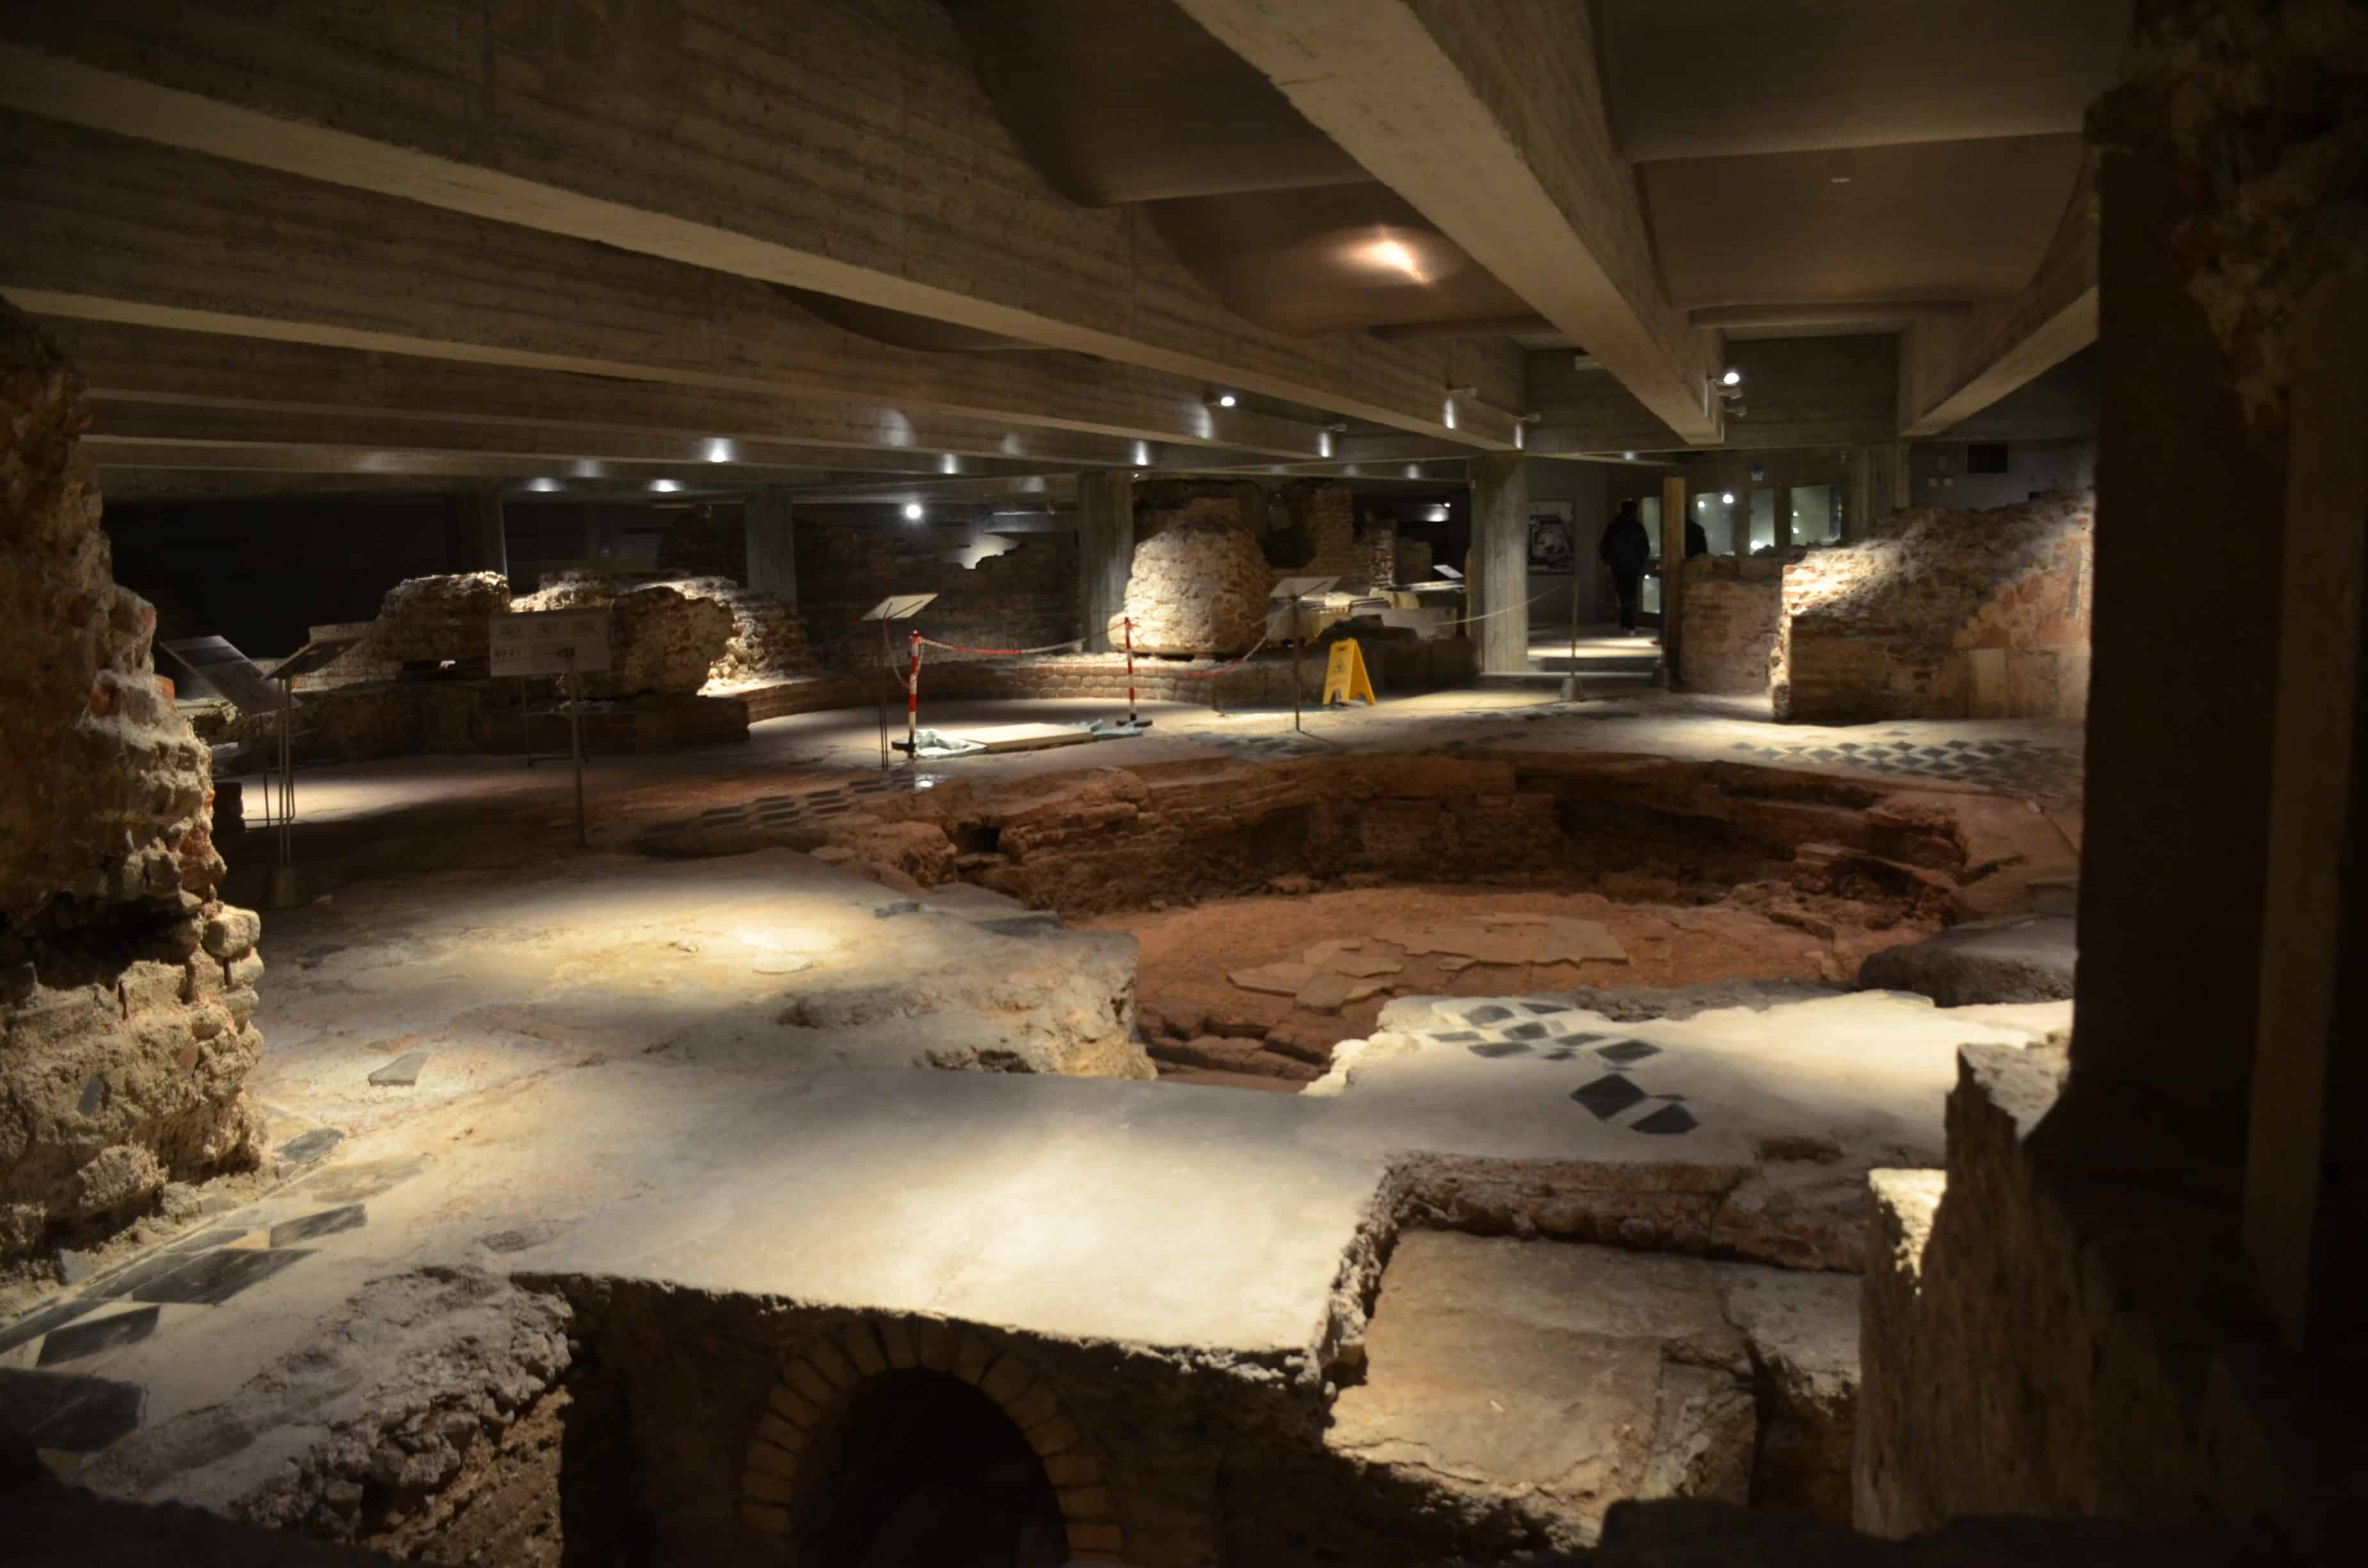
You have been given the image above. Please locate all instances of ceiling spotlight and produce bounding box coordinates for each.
[1696,497,1707,509]
[1361,237,1426,281]
[1429,505,1449,522]
[902,502,924,521]
[652,478,680,493]
[1211,393,1238,409]
[703,438,734,463]
[1722,491,1736,504]
[1621,450,1636,461]
[526,477,559,493]
[1721,369,1742,387]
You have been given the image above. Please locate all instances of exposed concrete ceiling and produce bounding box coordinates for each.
[1645,133,2091,310]
[1,0,2126,504]
[1597,0,2130,161]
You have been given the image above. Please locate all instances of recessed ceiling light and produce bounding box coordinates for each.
[902,503,924,521]
[1722,491,1736,503]
[1721,370,1742,387]
[652,479,680,493]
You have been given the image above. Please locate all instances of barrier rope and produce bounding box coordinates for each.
[914,634,1089,658]
[1168,627,1274,680]
[1453,584,1561,631]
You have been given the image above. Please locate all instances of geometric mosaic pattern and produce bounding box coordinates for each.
[1729,733,2082,796]
[1408,998,1698,1138]
[639,769,919,852]
[0,1150,423,1457]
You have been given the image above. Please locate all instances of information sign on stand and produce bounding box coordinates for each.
[488,611,611,847]
[160,635,282,717]
[859,595,938,769]
[1269,576,1340,734]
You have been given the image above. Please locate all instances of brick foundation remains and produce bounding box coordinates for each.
[1681,557,1789,696]
[1773,493,2093,723]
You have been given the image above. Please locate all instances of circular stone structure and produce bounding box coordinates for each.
[1111,519,1270,654]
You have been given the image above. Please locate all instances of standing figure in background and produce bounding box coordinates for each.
[1599,499,1650,635]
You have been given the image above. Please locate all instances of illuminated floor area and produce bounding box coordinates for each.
[3,837,2064,1513]
[0,695,2084,1555]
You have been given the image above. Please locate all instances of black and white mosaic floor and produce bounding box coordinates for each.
[1407,999,1700,1137]
[1728,733,2082,796]
[0,1140,418,1460]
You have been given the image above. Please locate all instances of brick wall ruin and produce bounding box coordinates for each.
[1,306,265,1264]
[1772,493,2093,723]
[795,520,1077,676]
[1681,557,1788,695]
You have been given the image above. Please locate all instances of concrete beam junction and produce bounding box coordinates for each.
[1175,0,1720,443]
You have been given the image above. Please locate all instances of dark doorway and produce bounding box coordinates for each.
[797,1369,1067,1567]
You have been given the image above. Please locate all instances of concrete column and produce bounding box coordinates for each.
[1847,448,1875,541]
[1659,475,1688,685]
[2245,265,2368,1352]
[1076,469,1135,651]
[1468,453,1529,673]
[2060,146,2288,1164]
[1773,485,1793,551]
[746,487,796,603]
[452,483,507,580]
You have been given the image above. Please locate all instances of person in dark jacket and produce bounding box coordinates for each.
[1598,499,1652,634]
[1686,516,1710,559]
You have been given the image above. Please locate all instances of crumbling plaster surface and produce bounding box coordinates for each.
[0,304,263,1264]
[2097,0,2368,434]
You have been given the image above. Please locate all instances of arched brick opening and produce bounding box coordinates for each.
[741,1317,1124,1564]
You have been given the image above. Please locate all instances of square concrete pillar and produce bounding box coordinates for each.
[1077,470,1135,651]
[1659,474,1688,683]
[1468,453,1529,674]
[450,484,508,581]
[2245,265,2368,1352]
[747,487,796,603]
[2066,147,2288,1163]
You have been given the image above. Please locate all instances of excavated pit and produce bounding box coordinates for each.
[641,749,1996,1091]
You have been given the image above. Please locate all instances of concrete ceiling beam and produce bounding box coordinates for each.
[0,15,1520,446]
[76,439,942,491]
[0,117,1335,462]
[780,475,1080,508]
[81,400,1064,482]
[1898,160,2101,438]
[48,319,1162,472]
[1174,0,1721,443]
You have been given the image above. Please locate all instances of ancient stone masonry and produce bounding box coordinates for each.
[1680,557,1787,696]
[795,519,1077,673]
[1112,518,1272,655]
[0,305,263,1264]
[368,572,513,675]
[1281,481,1361,584]
[1772,492,2093,723]
[507,571,735,698]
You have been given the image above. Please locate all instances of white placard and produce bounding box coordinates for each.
[489,610,613,676]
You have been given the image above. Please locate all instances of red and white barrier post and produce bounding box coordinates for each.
[1123,616,1137,726]
[906,630,921,758]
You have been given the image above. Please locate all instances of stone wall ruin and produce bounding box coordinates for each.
[1770,492,2094,723]
[0,304,264,1265]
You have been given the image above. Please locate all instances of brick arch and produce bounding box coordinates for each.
[739,1316,1123,1564]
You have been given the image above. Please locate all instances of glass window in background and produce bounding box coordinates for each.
[1790,484,1839,544]
[1747,489,1777,553]
[1691,491,1737,555]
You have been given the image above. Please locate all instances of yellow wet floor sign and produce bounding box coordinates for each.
[1322,638,1376,706]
